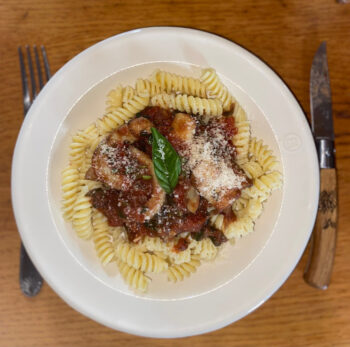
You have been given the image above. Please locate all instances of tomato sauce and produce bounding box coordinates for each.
[87,106,238,247]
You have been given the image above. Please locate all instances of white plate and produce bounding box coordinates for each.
[12,27,319,338]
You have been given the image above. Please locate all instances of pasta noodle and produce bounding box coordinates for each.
[222,216,254,240]
[97,93,150,135]
[92,210,115,265]
[106,85,123,112]
[167,256,201,283]
[241,160,264,179]
[249,137,278,172]
[232,104,250,165]
[117,259,150,292]
[242,171,283,201]
[153,70,208,98]
[200,68,233,111]
[233,120,250,165]
[135,78,163,96]
[72,186,93,240]
[69,131,93,167]
[236,198,263,221]
[61,67,283,293]
[122,86,135,104]
[151,93,223,118]
[106,85,136,112]
[61,166,80,221]
[191,238,218,260]
[115,243,168,273]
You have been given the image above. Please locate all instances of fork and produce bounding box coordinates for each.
[18,45,51,296]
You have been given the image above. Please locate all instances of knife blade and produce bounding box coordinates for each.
[310,41,335,169]
[304,42,338,290]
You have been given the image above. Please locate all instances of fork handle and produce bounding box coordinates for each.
[304,168,338,289]
[20,243,43,296]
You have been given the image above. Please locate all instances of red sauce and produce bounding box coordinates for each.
[88,175,153,226]
[173,238,189,253]
[87,106,243,247]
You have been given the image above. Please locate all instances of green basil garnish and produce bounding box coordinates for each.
[151,127,181,194]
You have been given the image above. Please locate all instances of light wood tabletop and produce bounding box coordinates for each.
[1,0,350,346]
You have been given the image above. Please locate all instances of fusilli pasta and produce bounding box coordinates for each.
[92,210,115,265]
[242,171,283,202]
[97,93,150,135]
[191,238,218,260]
[115,243,168,273]
[106,85,123,112]
[135,78,163,96]
[61,166,80,221]
[167,256,201,283]
[117,259,150,292]
[154,70,208,98]
[241,160,264,179]
[151,93,223,117]
[72,186,93,240]
[223,216,254,240]
[200,68,233,111]
[249,137,278,172]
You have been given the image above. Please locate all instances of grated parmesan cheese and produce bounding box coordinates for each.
[180,122,246,206]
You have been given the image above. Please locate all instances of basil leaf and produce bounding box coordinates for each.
[151,127,181,194]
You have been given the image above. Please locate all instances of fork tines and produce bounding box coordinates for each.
[18,45,51,115]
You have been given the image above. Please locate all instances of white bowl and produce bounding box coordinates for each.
[12,27,319,338]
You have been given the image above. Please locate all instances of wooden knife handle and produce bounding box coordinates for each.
[304,168,338,289]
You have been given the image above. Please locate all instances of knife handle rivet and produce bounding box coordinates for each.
[283,133,302,151]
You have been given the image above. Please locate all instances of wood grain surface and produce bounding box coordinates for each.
[1,0,350,346]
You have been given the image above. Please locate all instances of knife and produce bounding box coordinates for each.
[304,42,338,289]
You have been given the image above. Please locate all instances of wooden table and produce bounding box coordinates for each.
[1,0,350,346]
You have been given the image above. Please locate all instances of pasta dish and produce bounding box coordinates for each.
[61,68,282,292]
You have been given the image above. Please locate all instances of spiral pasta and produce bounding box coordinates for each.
[242,171,283,201]
[97,93,150,135]
[140,236,191,265]
[117,259,150,292]
[106,85,123,112]
[223,216,254,240]
[69,131,93,167]
[233,120,250,165]
[233,103,248,122]
[115,243,168,273]
[249,137,278,172]
[232,196,250,212]
[106,85,136,112]
[61,166,80,221]
[151,93,223,117]
[72,186,93,240]
[135,79,163,96]
[241,160,264,179]
[167,256,201,283]
[200,68,233,111]
[153,70,208,98]
[92,210,115,265]
[140,236,172,253]
[191,238,218,260]
[236,198,263,221]
[122,86,135,104]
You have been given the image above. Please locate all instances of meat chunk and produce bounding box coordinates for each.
[171,113,196,143]
[128,116,153,137]
[129,146,165,221]
[91,142,133,190]
[108,124,136,146]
